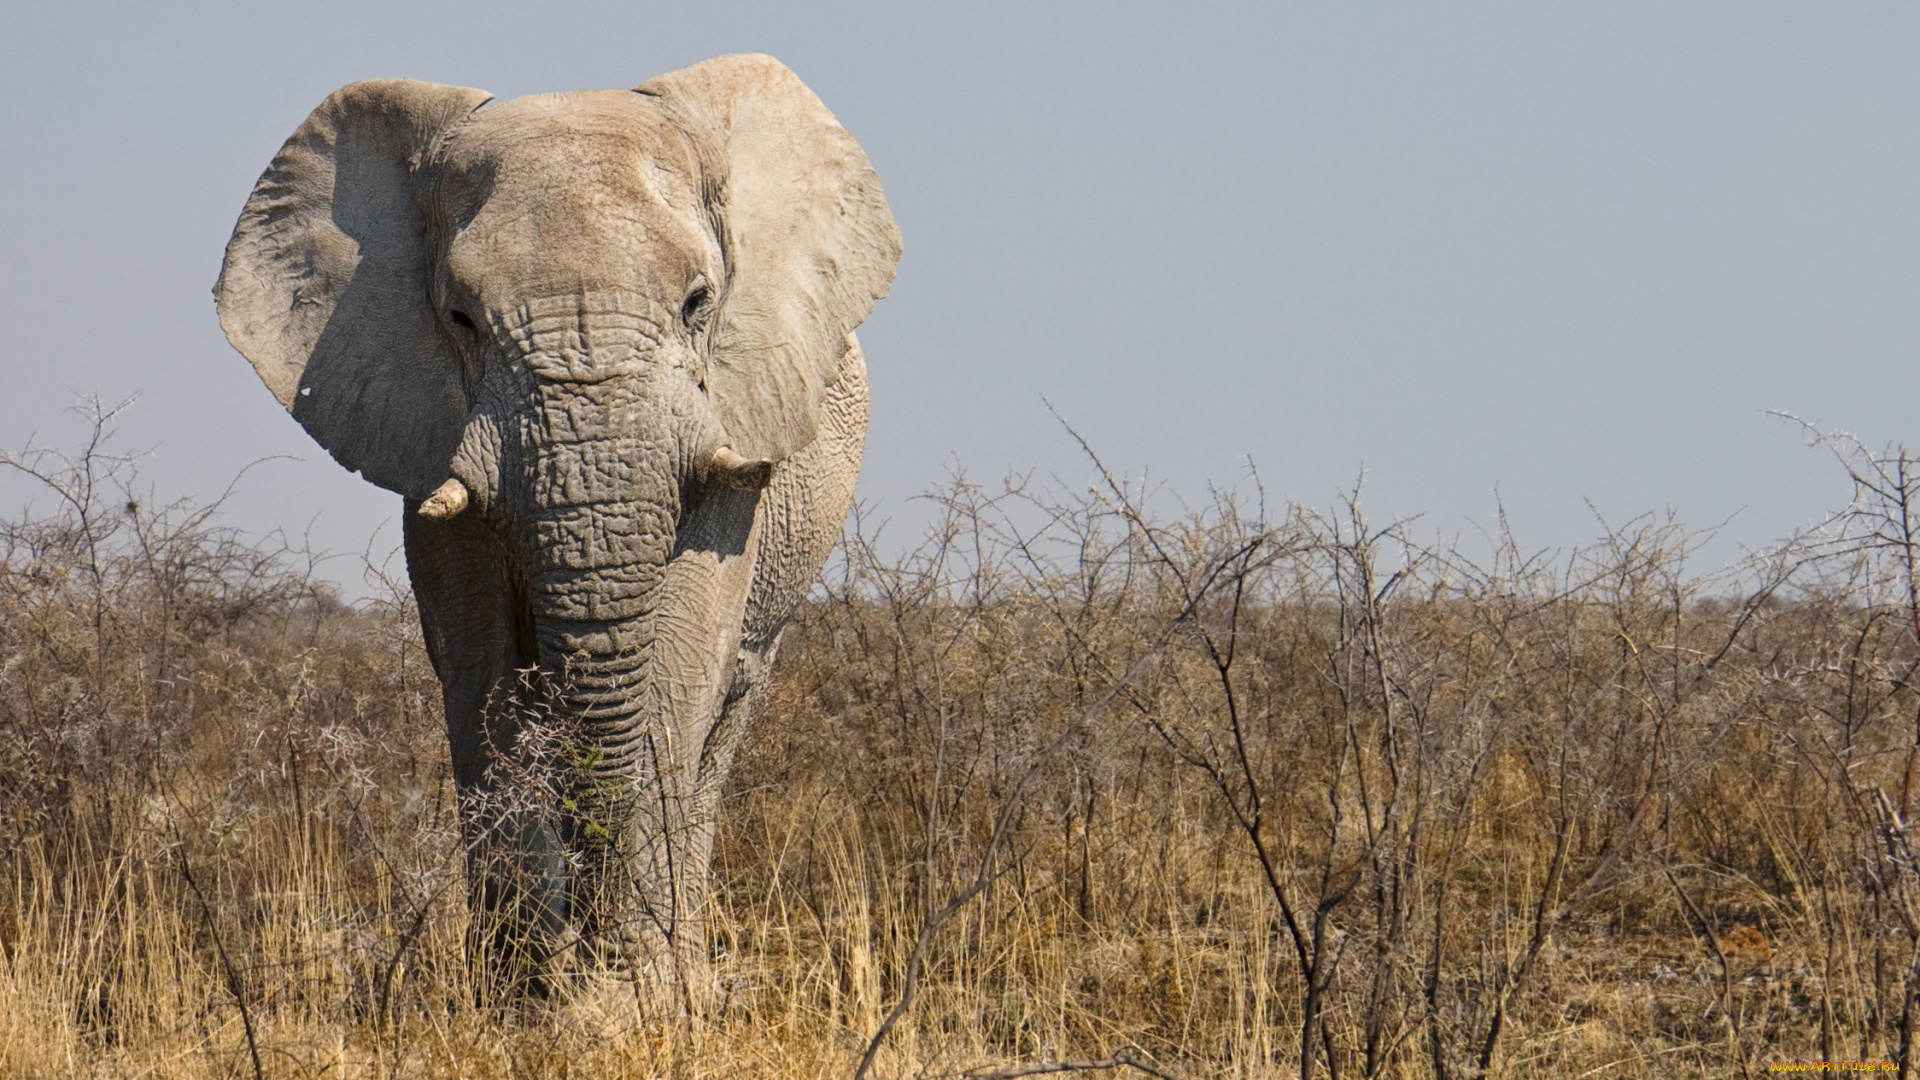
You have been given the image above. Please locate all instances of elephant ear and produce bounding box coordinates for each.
[216,79,493,500]
[637,54,901,462]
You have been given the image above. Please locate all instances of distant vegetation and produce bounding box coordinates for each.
[0,400,1912,1078]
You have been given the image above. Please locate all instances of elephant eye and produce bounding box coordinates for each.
[448,309,477,333]
[680,284,711,330]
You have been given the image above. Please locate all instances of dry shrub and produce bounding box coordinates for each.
[0,403,1915,1079]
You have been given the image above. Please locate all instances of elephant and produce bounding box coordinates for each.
[214,54,900,999]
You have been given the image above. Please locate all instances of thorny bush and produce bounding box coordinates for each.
[2,402,1920,1079]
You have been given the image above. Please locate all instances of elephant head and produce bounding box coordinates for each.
[216,55,898,993]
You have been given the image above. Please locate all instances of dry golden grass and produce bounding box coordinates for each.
[1,408,1916,1078]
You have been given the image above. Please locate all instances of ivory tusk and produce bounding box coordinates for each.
[418,477,471,520]
[707,446,777,490]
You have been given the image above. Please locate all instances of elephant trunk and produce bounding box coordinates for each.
[520,387,693,978]
[442,311,747,985]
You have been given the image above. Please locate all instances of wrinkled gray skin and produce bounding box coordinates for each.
[215,55,899,996]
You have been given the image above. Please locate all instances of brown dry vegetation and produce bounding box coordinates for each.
[2,403,1917,1078]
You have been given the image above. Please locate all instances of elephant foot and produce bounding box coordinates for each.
[598,925,720,1020]
[529,972,652,1037]
[519,952,719,1037]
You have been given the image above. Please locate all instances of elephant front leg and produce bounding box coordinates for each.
[403,508,576,996]
[688,333,869,870]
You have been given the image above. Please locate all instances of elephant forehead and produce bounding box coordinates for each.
[442,90,699,215]
[439,91,712,296]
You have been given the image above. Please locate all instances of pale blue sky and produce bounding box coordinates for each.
[4,2,1918,583]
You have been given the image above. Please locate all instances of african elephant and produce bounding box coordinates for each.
[215,54,899,996]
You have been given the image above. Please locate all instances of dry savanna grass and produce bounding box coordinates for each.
[2,402,1917,1078]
